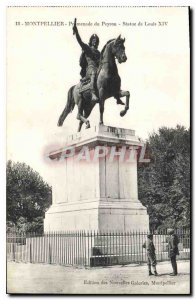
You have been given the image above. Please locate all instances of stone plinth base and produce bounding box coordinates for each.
[44,199,149,232]
[44,125,149,232]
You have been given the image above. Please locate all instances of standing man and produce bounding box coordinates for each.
[143,234,158,276]
[72,18,100,102]
[167,228,179,276]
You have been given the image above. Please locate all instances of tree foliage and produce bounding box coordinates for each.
[138,125,190,230]
[7,161,52,232]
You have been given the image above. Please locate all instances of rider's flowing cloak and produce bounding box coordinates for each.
[79,51,87,78]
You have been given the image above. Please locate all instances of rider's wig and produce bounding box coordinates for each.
[89,34,99,46]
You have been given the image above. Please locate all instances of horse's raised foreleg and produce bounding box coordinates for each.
[118,90,130,117]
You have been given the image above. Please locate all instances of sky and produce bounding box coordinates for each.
[6,6,190,184]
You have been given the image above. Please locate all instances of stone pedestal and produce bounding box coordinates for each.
[44,125,149,232]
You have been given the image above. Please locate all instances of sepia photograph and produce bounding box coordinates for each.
[6,5,190,295]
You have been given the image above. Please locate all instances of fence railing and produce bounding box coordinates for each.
[7,230,190,267]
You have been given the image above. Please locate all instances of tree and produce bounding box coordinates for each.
[7,160,52,232]
[138,125,190,230]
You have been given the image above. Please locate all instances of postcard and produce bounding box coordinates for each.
[6,6,190,294]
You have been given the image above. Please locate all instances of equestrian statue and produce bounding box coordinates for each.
[57,18,130,132]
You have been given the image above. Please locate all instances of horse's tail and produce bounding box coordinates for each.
[66,85,75,113]
[57,85,75,126]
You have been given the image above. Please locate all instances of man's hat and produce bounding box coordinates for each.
[89,34,99,46]
[147,233,153,238]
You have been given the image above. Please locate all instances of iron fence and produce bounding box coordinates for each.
[7,229,190,267]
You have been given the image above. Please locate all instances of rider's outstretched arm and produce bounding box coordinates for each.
[75,29,86,49]
[73,19,92,55]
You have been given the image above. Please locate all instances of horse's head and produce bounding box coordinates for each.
[112,35,127,63]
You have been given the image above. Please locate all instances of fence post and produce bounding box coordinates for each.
[49,240,51,264]
[30,241,32,263]
[12,241,15,262]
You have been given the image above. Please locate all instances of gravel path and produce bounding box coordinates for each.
[7,260,190,294]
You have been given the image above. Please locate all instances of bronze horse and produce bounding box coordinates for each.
[57,35,130,132]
